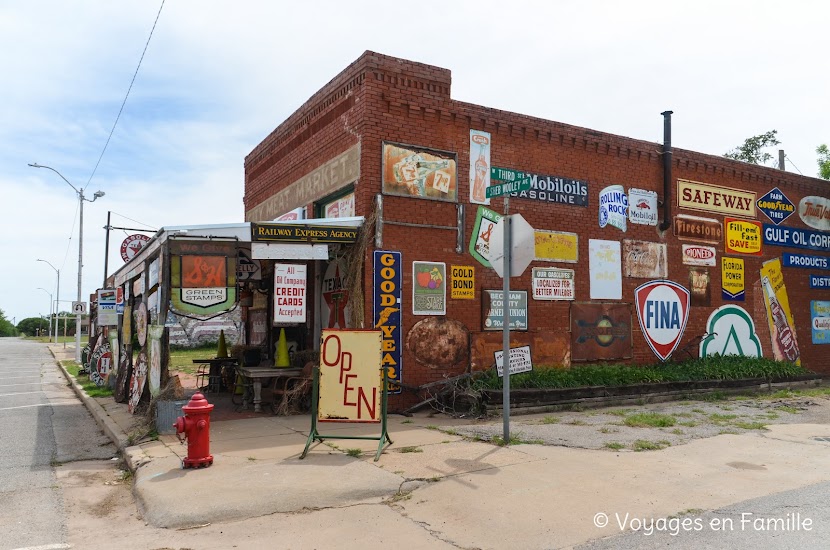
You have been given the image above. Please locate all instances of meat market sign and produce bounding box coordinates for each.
[677,179,756,218]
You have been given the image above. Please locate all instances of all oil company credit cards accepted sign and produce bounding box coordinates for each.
[373,251,402,394]
[634,280,691,361]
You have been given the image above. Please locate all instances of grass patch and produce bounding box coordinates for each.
[567,419,587,426]
[607,409,632,417]
[708,413,738,424]
[599,427,618,434]
[765,412,780,420]
[64,361,113,398]
[491,433,525,446]
[632,439,670,452]
[718,429,739,435]
[604,442,625,450]
[387,491,412,503]
[700,391,728,402]
[624,413,676,428]
[674,412,693,418]
[540,416,560,424]
[776,405,799,414]
[471,356,811,391]
[678,421,698,427]
[691,409,706,414]
[398,446,423,454]
[425,425,438,431]
[671,428,684,435]
[345,448,362,458]
[734,421,767,430]
[400,419,413,424]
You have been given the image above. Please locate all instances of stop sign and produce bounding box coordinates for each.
[489,214,535,278]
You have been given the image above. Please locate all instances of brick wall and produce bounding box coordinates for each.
[246,51,830,407]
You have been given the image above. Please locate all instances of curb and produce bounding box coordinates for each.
[49,348,138,467]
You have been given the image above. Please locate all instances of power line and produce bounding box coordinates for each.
[83,0,166,191]
[784,154,804,175]
[110,211,157,230]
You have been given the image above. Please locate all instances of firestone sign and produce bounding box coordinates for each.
[634,280,691,361]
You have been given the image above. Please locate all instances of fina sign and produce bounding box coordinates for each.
[634,280,691,361]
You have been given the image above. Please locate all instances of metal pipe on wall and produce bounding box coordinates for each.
[660,110,673,231]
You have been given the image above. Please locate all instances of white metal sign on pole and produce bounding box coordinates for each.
[71,301,87,315]
[489,209,534,443]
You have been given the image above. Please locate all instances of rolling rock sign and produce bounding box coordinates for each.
[634,280,691,361]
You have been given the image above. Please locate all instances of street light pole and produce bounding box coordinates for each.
[29,163,104,362]
[37,287,53,340]
[37,259,60,345]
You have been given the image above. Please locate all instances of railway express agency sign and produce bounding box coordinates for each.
[634,280,691,361]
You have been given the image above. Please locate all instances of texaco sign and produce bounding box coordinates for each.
[634,280,691,361]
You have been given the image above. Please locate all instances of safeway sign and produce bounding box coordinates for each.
[634,280,691,361]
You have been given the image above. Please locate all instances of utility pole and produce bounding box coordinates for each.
[779,150,786,171]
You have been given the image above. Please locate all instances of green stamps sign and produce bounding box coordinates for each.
[412,262,446,315]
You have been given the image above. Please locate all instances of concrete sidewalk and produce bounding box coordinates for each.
[50,343,830,548]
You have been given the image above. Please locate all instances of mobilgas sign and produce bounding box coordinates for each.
[508,171,589,207]
[782,253,830,270]
[811,275,830,288]
[756,187,795,225]
[634,280,691,361]
[763,224,830,252]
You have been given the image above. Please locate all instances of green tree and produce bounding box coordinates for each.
[0,309,17,337]
[817,144,830,180]
[16,316,50,337]
[724,130,780,165]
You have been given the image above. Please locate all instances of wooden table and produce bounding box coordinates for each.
[236,366,303,412]
[192,358,238,393]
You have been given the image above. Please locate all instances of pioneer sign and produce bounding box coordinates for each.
[677,179,756,218]
[681,244,716,266]
[634,280,691,361]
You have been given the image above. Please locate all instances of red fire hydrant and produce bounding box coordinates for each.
[174,392,214,468]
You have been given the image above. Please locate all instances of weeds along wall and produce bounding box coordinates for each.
[244,51,830,406]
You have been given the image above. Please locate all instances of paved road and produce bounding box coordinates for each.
[578,480,830,549]
[0,338,116,550]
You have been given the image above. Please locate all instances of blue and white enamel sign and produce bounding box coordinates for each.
[783,253,830,270]
[634,280,691,361]
[810,275,830,288]
[599,185,628,232]
[756,187,795,225]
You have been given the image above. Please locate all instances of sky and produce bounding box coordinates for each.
[1,0,828,325]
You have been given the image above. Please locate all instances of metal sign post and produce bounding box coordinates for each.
[502,202,511,444]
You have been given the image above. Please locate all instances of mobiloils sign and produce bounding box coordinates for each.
[509,172,589,207]
[763,224,830,252]
[634,280,691,361]
[599,185,628,232]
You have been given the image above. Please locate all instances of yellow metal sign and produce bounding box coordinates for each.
[678,179,756,218]
[450,265,475,299]
[317,330,382,423]
[534,230,578,263]
[760,259,801,365]
[721,257,745,301]
[725,218,762,256]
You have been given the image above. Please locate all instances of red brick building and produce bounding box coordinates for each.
[244,51,830,402]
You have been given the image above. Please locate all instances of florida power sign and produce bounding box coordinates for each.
[634,280,691,361]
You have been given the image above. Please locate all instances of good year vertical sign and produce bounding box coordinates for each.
[374,250,402,393]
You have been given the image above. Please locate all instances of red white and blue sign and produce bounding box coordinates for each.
[634,280,691,361]
[756,187,795,225]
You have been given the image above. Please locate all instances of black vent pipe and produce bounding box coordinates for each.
[659,110,673,231]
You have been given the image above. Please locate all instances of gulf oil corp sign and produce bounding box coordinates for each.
[634,280,691,361]
[373,251,402,393]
